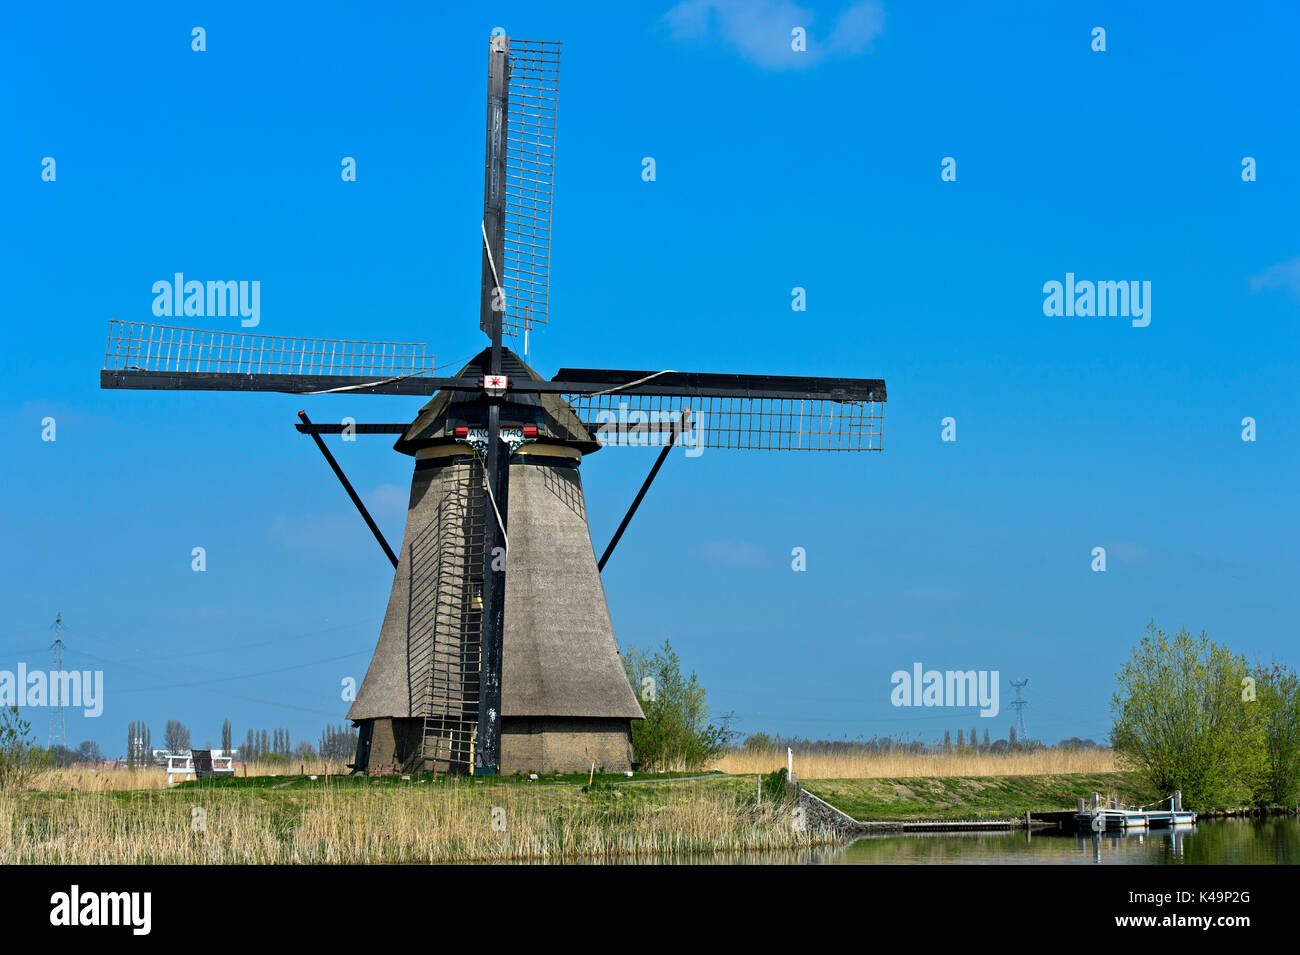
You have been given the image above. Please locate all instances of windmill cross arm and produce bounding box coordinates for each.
[547,368,887,403]
[294,422,408,434]
[100,369,481,396]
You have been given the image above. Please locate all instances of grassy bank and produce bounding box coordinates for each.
[0,773,825,864]
[803,772,1155,821]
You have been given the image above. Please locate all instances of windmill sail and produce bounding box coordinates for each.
[100,320,447,395]
[503,39,560,337]
[480,38,561,339]
[552,368,887,451]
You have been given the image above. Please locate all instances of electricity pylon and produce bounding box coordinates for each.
[1009,678,1029,740]
[49,612,66,751]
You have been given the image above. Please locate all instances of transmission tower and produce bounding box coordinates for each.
[718,710,738,745]
[1009,678,1029,740]
[49,612,66,751]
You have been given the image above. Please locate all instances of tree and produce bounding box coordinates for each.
[1253,661,1300,806]
[292,741,317,761]
[164,720,191,754]
[47,745,77,767]
[127,721,152,767]
[982,728,991,749]
[743,732,775,753]
[0,707,48,790]
[956,729,964,748]
[75,740,105,763]
[1111,623,1264,810]
[221,719,232,755]
[943,730,951,750]
[1008,726,1017,749]
[971,727,979,750]
[622,640,726,771]
[319,724,357,762]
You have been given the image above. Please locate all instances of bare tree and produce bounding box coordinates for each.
[164,720,191,754]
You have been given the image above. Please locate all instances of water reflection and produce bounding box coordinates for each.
[479,817,1297,864]
[821,817,1299,865]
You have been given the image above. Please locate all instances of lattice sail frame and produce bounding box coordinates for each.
[501,39,560,337]
[104,320,432,377]
[567,393,884,452]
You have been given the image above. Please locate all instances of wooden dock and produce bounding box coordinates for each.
[1065,791,1196,832]
[1074,807,1197,830]
[856,818,1025,832]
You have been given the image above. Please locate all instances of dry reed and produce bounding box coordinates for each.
[0,781,819,864]
[714,748,1116,779]
[28,761,352,792]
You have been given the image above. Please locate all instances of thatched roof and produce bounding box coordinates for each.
[347,450,643,724]
[394,347,601,456]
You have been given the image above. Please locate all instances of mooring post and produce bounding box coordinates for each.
[787,747,792,776]
[1077,797,1085,813]
[1174,790,1182,812]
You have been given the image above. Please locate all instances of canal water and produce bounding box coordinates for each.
[815,817,1300,865]
[558,817,1298,864]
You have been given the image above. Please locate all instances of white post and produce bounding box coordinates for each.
[757,774,761,805]
[787,747,792,776]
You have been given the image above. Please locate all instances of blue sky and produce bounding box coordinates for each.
[2,1,1297,756]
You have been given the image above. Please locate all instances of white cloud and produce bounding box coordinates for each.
[1250,255,1300,300]
[663,0,885,69]
[365,483,409,524]
[269,512,365,555]
[689,538,774,567]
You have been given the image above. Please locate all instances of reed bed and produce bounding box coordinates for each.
[715,748,1117,779]
[28,761,352,792]
[0,781,821,864]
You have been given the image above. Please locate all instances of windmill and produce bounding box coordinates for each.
[99,35,887,776]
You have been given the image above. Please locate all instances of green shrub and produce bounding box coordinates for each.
[0,707,49,791]
[623,640,726,772]
[1111,623,1264,810]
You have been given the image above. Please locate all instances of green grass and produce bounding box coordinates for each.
[803,772,1158,821]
